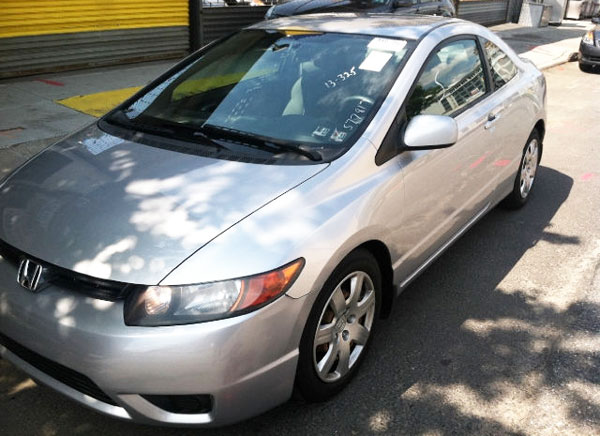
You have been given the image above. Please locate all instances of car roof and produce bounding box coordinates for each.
[249,13,463,40]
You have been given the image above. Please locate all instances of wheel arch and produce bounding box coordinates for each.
[533,119,545,160]
[353,240,394,319]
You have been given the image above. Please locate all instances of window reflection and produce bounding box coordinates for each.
[483,40,517,89]
[407,39,487,119]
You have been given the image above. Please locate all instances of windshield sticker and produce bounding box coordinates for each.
[330,129,347,143]
[359,51,392,72]
[80,135,124,156]
[368,38,407,53]
[312,126,331,137]
[324,66,357,89]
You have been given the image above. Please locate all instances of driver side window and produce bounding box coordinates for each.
[406,39,488,120]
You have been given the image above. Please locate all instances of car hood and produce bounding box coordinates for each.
[271,0,390,17]
[0,125,327,284]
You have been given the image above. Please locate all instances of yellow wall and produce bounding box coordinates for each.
[0,0,188,38]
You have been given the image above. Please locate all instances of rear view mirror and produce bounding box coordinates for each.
[403,115,458,150]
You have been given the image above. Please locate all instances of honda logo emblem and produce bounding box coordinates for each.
[17,259,44,292]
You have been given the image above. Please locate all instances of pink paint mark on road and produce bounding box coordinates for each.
[581,173,595,181]
[36,79,64,86]
[0,127,24,137]
[469,156,486,169]
[493,159,511,167]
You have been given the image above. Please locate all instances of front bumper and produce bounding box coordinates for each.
[579,40,600,66]
[0,258,314,426]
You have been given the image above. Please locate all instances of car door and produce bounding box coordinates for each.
[478,37,532,190]
[391,37,502,284]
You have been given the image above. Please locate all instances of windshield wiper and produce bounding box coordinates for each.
[201,124,322,162]
[190,129,231,151]
[108,111,230,152]
[108,111,176,137]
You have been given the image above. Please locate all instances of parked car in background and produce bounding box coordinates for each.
[204,0,228,6]
[265,0,456,19]
[226,0,271,5]
[579,16,600,72]
[0,14,545,427]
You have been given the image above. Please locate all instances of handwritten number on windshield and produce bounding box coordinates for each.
[324,66,357,88]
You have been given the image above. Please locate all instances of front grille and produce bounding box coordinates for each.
[0,238,140,301]
[0,332,117,406]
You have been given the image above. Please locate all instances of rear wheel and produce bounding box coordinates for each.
[296,250,381,401]
[501,130,541,209]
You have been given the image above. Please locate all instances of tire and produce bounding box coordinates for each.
[501,130,541,210]
[579,62,593,73]
[295,249,382,402]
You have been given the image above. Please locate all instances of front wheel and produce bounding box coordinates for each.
[501,130,541,209]
[295,249,381,402]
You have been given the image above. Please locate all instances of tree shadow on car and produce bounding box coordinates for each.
[3,165,596,435]
[243,165,591,435]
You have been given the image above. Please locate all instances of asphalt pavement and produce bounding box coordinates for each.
[0,60,599,435]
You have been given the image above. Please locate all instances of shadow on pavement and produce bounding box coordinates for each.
[496,26,586,46]
[1,166,589,435]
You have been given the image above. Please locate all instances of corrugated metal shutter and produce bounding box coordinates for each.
[198,6,270,47]
[458,0,509,26]
[0,0,189,78]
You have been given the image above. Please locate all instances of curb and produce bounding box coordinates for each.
[0,136,64,158]
[538,52,579,71]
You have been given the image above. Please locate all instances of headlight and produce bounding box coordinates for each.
[265,5,275,19]
[583,31,595,45]
[124,258,304,326]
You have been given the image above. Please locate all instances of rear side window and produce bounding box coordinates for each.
[406,39,487,119]
[482,39,518,89]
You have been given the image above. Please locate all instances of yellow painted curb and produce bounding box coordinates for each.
[56,86,142,117]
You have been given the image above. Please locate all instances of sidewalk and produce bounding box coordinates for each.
[493,19,589,69]
[0,18,593,169]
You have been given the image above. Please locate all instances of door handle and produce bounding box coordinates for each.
[484,112,500,130]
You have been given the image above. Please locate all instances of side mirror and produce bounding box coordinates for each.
[403,115,458,150]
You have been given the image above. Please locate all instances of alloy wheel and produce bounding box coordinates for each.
[313,271,376,383]
[520,138,539,198]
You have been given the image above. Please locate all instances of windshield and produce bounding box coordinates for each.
[104,29,411,163]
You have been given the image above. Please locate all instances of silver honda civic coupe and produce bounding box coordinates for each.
[0,14,545,426]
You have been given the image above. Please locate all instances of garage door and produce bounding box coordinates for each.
[458,0,510,26]
[0,0,189,78]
